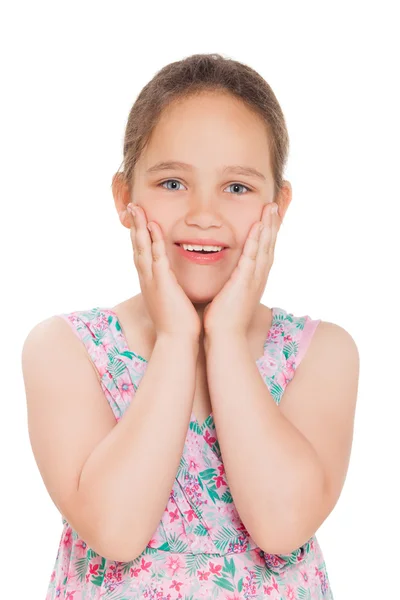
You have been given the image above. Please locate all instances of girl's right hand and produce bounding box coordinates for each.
[126,203,201,340]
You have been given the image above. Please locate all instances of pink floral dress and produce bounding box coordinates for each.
[45,305,334,599]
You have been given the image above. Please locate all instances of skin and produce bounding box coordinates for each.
[112,90,292,332]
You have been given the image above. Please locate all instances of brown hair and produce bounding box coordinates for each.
[113,53,289,201]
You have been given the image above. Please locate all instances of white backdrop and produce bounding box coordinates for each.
[1,1,399,598]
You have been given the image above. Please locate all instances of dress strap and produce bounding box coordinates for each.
[57,307,134,422]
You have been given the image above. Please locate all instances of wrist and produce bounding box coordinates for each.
[203,329,247,351]
[156,332,200,351]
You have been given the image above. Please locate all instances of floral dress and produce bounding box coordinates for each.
[45,305,334,599]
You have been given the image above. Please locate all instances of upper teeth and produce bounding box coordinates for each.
[180,244,223,252]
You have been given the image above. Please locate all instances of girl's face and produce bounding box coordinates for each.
[117,91,290,305]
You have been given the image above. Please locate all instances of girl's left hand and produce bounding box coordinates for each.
[203,201,280,338]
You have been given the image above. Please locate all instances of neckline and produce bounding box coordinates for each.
[99,305,279,432]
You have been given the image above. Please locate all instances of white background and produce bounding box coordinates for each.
[1,1,399,598]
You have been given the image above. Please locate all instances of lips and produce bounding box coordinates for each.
[174,239,229,248]
[175,244,229,263]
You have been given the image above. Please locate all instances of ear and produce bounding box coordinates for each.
[112,172,132,228]
[276,180,292,222]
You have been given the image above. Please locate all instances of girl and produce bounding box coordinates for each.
[22,53,359,599]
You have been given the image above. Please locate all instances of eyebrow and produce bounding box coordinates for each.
[146,161,266,182]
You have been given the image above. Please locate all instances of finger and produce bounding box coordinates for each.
[254,222,273,281]
[267,203,279,256]
[146,221,173,285]
[128,204,153,281]
[255,203,276,280]
[237,221,264,283]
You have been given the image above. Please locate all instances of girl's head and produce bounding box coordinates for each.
[112,53,292,304]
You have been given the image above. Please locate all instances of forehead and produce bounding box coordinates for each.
[139,92,271,175]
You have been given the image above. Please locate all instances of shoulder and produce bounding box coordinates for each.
[293,317,360,404]
[21,312,102,383]
[308,319,359,367]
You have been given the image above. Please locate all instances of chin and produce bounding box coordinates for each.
[179,281,221,305]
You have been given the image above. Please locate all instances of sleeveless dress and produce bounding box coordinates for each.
[45,305,334,599]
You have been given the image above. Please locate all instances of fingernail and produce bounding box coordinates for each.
[271,204,278,215]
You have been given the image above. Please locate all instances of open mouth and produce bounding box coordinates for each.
[174,243,229,262]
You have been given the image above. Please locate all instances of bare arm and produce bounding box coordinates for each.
[22,316,199,564]
[78,332,199,561]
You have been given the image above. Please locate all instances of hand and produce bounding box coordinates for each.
[126,203,201,340]
[203,201,280,337]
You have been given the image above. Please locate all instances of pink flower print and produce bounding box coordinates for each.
[286,354,296,378]
[271,322,284,339]
[283,330,293,342]
[209,562,222,575]
[184,508,197,522]
[140,558,152,572]
[99,335,116,354]
[263,577,279,595]
[285,585,296,600]
[218,463,225,475]
[50,570,56,582]
[275,368,289,390]
[63,528,72,547]
[55,583,62,597]
[131,566,141,578]
[226,595,241,600]
[88,563,99,576]
[214,473,227,488]
[237,522,250,536]
[216,503,231,518]
[166,555,184,577]
[65,592,76,599]
[93,313,110,332]
[204,430,216,447]
[198,570,211,580]
[300,568,309,582]
[168,508,180,523]
[132,357,147,372]
[169,579,183,591]
[260,354,280,378]
[118,371,134,402]
[186,454,201,473]
[75,539,87,557]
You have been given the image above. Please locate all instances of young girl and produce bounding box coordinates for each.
[22,53,359,599]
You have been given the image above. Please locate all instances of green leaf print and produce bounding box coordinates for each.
[213,525,241,553]
[212,575,236,592]
[91,556,106,586]
[189,420,202,435]
[199,468,216,481]
[238,577,244,592]
[75,556,90,582]
[121,561,134,575]
[185,553,210,577]
[193,522,209,536]
[283,338,299,360]
[220,490,233,503]
[222,556,236,578]
[165,532,190,553]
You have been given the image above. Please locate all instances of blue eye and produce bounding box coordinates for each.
[160,179,185,191]
[225,183,251,194]
[159,179,251,194]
